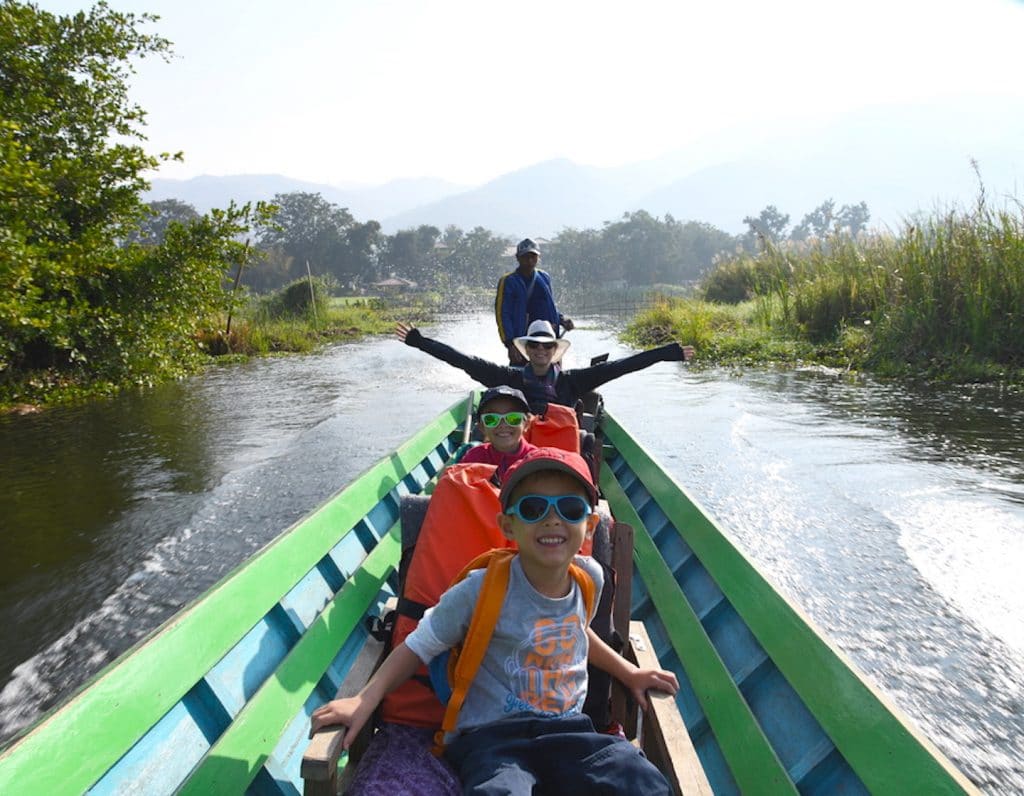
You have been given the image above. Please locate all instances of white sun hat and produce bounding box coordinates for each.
[513,319,571,363]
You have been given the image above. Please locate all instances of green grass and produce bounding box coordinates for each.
[631,199,1024,382]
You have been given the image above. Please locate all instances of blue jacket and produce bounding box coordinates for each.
[494,269,561,345]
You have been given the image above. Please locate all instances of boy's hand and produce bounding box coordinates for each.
[626,667,679,711]
[680,344,695,362]
[395,322,414,342]
[309,697,373,749]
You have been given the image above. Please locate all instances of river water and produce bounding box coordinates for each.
[1,313,1022,793]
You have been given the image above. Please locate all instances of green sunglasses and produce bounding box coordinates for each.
[480,411,526,428]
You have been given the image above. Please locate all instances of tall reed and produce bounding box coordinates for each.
[740,199,1024,375]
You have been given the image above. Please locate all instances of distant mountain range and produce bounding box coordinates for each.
[147,97,1024,237]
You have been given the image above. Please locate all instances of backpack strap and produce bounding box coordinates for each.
[570,561,596,622]
[432,550,595,755]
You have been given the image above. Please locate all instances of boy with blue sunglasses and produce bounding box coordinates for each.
[311,447,677,794]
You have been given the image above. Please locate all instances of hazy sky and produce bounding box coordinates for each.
[37,0,1024,187]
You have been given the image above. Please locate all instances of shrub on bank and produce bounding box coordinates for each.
[637,199,1024,380]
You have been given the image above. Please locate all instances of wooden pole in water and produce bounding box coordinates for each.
[305,260,319,330]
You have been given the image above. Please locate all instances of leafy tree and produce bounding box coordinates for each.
[256,191,354,281]
[380,225,440,286]
[547,227,611,292]
[742,205,790,249]
[441,226,508,289]
[344,219,383,288]
[441,225,464,248]
[835,201,870,236]
[0,1,266,398]
[124,198,200,246]
[602,211,669,285]
[791,199,837,241]
[1,0,171,378]
[677,221,737,279]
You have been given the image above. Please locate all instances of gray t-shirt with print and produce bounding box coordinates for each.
[405,554,604,737]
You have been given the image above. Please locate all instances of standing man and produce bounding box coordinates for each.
[495,238,574,365]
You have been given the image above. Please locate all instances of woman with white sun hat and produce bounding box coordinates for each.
[396,318,694,415]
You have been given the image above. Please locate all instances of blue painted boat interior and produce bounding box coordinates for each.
[605,447,870,796]
[85,437,456,795]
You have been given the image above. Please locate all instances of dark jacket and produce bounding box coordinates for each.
[404,328,687,414]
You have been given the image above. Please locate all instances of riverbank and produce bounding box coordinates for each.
[0,294,439,412]
[625,200,1024,384]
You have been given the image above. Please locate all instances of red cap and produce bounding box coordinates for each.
[499,447,597,509]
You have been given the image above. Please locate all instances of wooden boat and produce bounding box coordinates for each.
[0,395,979,795]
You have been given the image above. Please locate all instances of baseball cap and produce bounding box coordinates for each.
[499,446,598,509]
[516,238,540,257]
[478,385,531,416]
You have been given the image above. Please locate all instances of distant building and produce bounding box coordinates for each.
[371,277,418,293]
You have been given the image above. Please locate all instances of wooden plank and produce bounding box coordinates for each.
[629,621,713,796]
[302,601,393,794]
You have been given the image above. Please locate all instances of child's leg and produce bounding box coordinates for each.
[445,716,576,793]
[550,732,673,795]
[348,722,460,796]
[448,715,672,796]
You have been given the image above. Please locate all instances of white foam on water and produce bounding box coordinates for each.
[891,496,1024,654]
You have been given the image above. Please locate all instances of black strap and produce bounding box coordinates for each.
[366,610,396,643]
[397,596,428,621]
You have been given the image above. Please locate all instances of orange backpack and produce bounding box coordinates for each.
[428,548,596,754]
[525,402,580,453]
[379,463,510,727]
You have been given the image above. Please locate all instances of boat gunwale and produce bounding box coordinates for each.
[0,397,469,794]
[599,409,979,795]
[599,464,798,795]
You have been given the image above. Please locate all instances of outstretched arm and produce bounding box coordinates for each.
[309,642,422,749]
[396,323,519,387]
[587,627,679,711]
[568,342,695,396]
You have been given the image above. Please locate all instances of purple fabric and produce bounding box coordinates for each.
[348,722,460,796]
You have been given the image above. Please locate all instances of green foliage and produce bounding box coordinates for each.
[253,191,383,292]
[379,224,441,287]
[865,204,1024,372]
[743,205,790,244]
[625,296,816,365]
[550,211,737,291]
[0,2,271,405]
[262,275,333,320]
[434,226,508,291]
[123,199,200,246]
[701,258,759,303]
[677,195,1024,379]
[624,295,745,353]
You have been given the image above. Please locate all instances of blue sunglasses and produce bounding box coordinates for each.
[504,494,593,523]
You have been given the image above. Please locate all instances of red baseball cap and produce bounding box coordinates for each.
[499,446,597,509]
